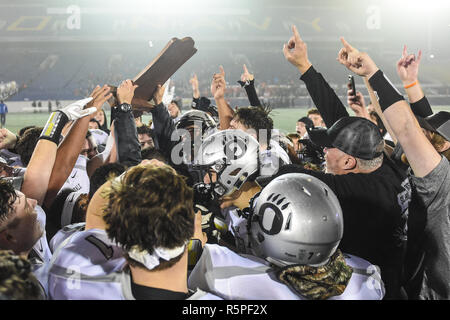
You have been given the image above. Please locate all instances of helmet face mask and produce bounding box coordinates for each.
[248,173,343,266]
[193,130,260,200]
[174,110,218,164]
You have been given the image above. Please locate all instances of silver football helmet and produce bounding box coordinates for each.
[194,129,259,198]
[249,173,343,266]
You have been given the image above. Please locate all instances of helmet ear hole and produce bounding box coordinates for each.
[250,173,343,266]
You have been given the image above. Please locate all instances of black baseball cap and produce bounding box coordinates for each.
[417,111,450,141]
[308,116,384,160]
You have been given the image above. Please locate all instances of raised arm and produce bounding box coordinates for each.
[337,40,441,177]
[22,98,98,205]
[211,66,234,130]
[113,79,141,168]
[396,46,433,118]
[237,64,262,107]
[283,25,348,127]
[190,73,200,101]
[43,85,112,209]
[363,77,398,145]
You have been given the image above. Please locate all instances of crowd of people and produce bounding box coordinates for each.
[0,25,449,301]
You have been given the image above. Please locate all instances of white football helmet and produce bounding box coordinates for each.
[249,173,343,266]
[194,129,259,198]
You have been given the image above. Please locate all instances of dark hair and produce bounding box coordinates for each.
[297,116,314,129]
[18,126,36,137]
[98,109,109,133]
[141,147,167,163]
[136,125,153,136]
[233,104,274,142]
[170,100,181,109]
[0,179,17,225]
[89,163,126,199]
[103,165,194,271]
[89,119,101,129]
[15,127,43,166]
[0,250,45,300]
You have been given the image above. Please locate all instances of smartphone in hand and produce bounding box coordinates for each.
[348,75,356,97]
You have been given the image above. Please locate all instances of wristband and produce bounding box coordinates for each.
[404,81,418,89]
[368,70,405,112]
[115,103,132,113]
[39,111,69,144]
[237,79,254,88]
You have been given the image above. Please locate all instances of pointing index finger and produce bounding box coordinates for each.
[292,25,302,42]
[340,37,355,52]
[219,65,225,76]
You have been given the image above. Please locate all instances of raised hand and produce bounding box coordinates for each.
[337,37,379,78]
[190,73,200,99]
[86,85,113,115]
[190,73,199,91]
[0,128,17,150]
[240,64,254,83]
[347,87,370,119]
[211,66,226,100]
[396,45,422,85]
[282,25,312,74]
[59,97,97,121]
[117,79,138,105]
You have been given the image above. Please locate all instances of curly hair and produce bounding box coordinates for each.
[0,250,44,300]
[0,179,17,226]
[15,127,43,166]
[233,104,274,142]
[103,165,194,271]
[136,125,153,136]
[89,163,126,199]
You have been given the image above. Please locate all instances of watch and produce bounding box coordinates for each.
[117,103,132,112]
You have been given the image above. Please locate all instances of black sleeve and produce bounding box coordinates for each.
[300,66,349,128]
[238,79,262,107]
[150,102,176,160]
[410,96,433,118]
[192,97,200,109]
[112,108,142,167]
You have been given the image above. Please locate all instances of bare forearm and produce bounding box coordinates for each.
[383,101,441,177]
[22,140,57,205]
[216,97,234,130]
[44,117,90,208]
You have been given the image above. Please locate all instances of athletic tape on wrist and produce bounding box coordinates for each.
[368,70,405,112]
[39,111,69,144]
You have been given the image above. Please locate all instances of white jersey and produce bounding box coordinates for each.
[188,244,385,300]
[29,205,53,297]
[222,207,249,254]
[59,155,90,194]
[47,228,221,300]
[48,228,126,300]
